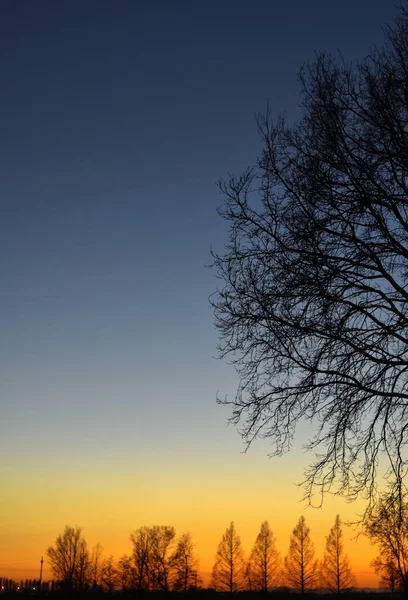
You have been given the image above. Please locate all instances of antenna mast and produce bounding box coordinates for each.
[39,556,43,592]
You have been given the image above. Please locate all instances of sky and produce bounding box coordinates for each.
[0,0,400,588]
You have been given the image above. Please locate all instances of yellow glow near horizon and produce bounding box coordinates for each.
[1,454,381,588]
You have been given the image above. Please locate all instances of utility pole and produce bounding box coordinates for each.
[39,557,43,592]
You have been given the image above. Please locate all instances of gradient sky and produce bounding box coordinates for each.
[1,0,399,587]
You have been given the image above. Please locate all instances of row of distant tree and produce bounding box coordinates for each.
[46,525,201,594]
[41,499,408,595]
[212,517,354,594]
[1,500,405,596]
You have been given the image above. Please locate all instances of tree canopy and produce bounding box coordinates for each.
[212,7,408,509]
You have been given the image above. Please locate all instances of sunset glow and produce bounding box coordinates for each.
[2,451,380,587]
[1,0,400,592]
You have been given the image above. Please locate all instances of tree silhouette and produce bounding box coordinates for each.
[321,515,355,594]
[212,522,246,592]
[284,516,318,593]
[148,525,177,591]
[90,543,104,589]
[372,554,400,593]
[130,526,151,591]
[76,538,91,592]
[212,6,408,509]
[365,494,408,594]
[172,532,201,592]
[47,525,91,592]
[247,521,281,591]
[116,555,136,591]
[100,555,118,593]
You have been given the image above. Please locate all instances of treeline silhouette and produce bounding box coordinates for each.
[1,512,404,597]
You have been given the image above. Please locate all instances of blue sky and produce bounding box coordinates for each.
[0,0,400,582]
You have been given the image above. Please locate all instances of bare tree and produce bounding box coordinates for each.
[117,555,135,591]
[90,543,104,589]
[212,6,408,510]
[100,556,119,593]
[321,515,355,594]
[365,494,408,593]
[247,521,281,591]
[148,525,177,592]
[284,516,318,593]
[47,526,91,592]
[212,522,246,592]
[76,539,91,592]
[372,554,400,593]
[172,532,200,592]
[130,526,151,591]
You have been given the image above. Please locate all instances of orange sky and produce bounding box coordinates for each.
[1,444,381,588]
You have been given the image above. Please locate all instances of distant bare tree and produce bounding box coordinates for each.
[117,554,136,591]
[90,543,104,589]
[284,516,318,593]
[212,6,408,511]
[172,532,201,592]
[365,494,408,594]
[47,526,91,592]
[321,515,355,594]
[100,556,118,593]
[148,525,177,591]
[76,539,91,592]
[372,554,400,593]
[130,526,151,591]
[247,521,281,591]
[212,522,246,592]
